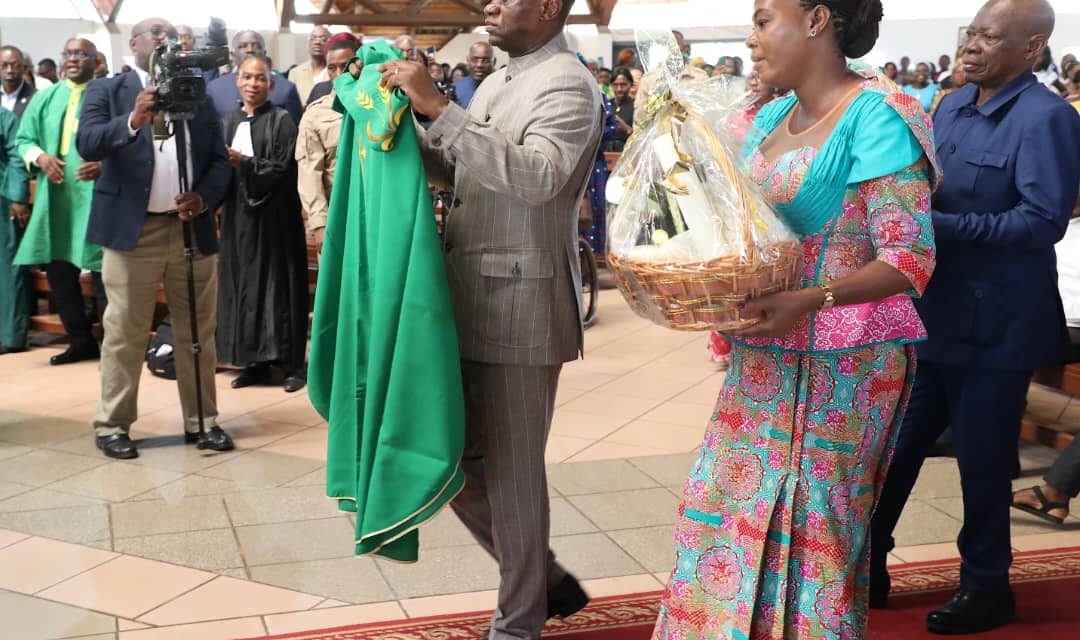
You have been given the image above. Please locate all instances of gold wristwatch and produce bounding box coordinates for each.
[818,282,836,310]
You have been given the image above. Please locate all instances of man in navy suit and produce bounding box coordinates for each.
[206,30,302,124]
[870,0,1080,634]
[0,46,36,118]
[452,41,495,109]
[76,17,236,460]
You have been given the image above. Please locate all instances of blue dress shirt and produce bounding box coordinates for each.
[915,72,1080,369]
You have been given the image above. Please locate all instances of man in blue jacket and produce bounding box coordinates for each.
[870,0,1080,634]
[76,16,236,459]
[452,41,495,109]
[206,30,302,124]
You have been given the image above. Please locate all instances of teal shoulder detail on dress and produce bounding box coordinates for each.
[741,94,797,163]
[847,92,926,185]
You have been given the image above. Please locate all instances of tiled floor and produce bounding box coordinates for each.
[0,288,1078,639]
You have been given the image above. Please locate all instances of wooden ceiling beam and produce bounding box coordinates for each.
[445,0,486,14]
[279,0,296,30]
[407,0,436,15]
[356,0,388,13]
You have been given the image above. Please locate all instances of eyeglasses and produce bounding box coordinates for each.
[60,50,92,60]
[133,25,177,40]
[309,35,330,43]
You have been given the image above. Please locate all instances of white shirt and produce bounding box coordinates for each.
[230,120,254,157]
[1058,218,1080,328]
[0,81,25,112]
[129,66,195,213]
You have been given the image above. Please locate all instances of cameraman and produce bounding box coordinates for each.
[76,17,235,459]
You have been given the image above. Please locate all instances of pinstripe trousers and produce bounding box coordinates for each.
[452,360,568,640]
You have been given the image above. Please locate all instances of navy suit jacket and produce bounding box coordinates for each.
[76,71,231,255]
[206,72,303,124]
[6,82,35,119]
[916,72,1080,369]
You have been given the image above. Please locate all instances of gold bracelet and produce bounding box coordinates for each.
[818,282,836,310]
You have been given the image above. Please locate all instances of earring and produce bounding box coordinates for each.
[809,29,818,38]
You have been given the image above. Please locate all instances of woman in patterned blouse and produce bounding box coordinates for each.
[652,1,939,638]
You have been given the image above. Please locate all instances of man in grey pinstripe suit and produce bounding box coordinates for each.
[379,1,603,638]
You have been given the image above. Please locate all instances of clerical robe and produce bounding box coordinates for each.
[308,41,465,562]
[14,79,102,271]
[218,104,309,374]
[0,108,30,350]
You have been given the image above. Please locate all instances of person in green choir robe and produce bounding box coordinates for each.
[14,37,106,365]
[0,107,31,354]
[308,40,465,563]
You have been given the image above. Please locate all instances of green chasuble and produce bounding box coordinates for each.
[13,79,102,271]
[308,41,466,562]
[0,108,31,349]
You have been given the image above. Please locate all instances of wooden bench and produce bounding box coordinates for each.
[1021,364,1080,452]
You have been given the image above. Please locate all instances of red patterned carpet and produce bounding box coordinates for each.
[247,547,1080,640]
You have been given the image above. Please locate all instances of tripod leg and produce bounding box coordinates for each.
[181,220,207,440]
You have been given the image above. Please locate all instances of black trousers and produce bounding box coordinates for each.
[45,260,106,349]
[871,360,1032,592]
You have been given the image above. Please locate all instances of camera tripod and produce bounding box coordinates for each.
[172,119,212,450]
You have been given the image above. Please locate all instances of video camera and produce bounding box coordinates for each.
[149,18,230,121]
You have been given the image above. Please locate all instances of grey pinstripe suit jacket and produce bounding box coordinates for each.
[420,34,604,367]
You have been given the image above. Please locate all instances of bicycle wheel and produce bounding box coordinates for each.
[579,237,599,328]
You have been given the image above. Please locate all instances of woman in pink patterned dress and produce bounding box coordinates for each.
[653,1,939,639]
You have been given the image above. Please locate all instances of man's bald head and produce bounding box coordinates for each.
[963,0,1056,99]
[467,41,495,84]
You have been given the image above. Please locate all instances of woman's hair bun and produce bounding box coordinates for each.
[841,0,884,59]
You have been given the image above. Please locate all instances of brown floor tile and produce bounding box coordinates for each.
[235,517,356,565]
[0,504,110,543]
[567,488,679,530]
[114,529,243,571]
[224,485,343,526]
[376,545,500,598]
[111,495,230,538]
[249,557,395,604]
[0,449,106,486]
[550,532,646,579]
[265,602,406,634]
[547,459,660,496]
[197,450,325,489]
[0,536,117,593]
[0,591,116,640]
[117,617,266,639]
[38,554,215,619]
[137,575,321,625]
[47,462,186,502]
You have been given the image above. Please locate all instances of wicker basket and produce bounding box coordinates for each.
[608,245,800,331]
[607,113,800,332]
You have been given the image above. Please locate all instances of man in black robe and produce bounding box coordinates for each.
[218,55,308,392]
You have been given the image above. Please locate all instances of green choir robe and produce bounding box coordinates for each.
[14,80,102,271]
[0,108,31,350]
[308,41,466,562]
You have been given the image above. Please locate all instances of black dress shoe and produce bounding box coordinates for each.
[231,364,271,388]
[869,552,891,609]
[96,434,138,459]
[548,573,590,619]
[283,373,306,393]
[184,426,235,451]
[51,343,100,366]
[926,587,1015,635]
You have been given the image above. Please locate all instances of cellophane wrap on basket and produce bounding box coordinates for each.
[606,30,800,332]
